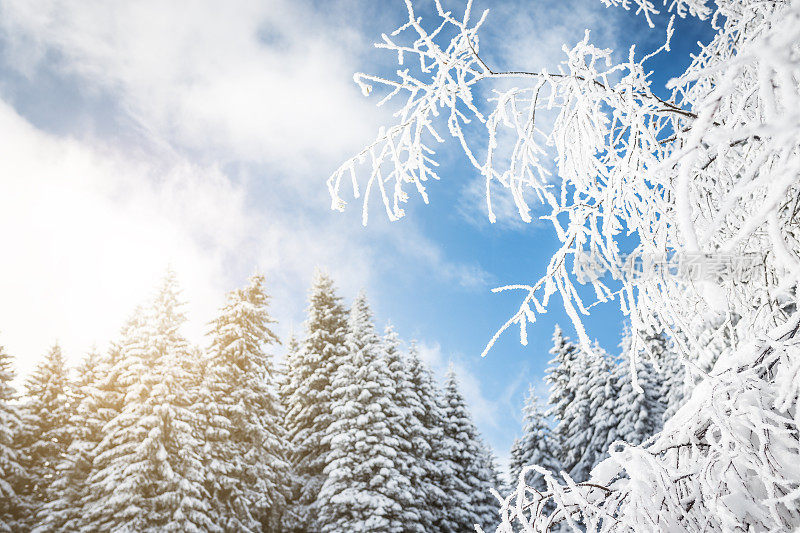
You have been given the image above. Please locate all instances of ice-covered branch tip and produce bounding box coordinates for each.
[327,0,491,226]
[600,0,712,27]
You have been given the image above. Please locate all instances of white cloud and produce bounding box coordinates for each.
[0,95,490,380]
[484,0,631,71]
[0,0,498,378]
[0,95,362,375]
[0,0,387,173]
[0,100,235,374]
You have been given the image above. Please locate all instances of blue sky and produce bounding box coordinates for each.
[0,0,713,469]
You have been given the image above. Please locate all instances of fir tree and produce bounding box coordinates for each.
[473,444,503,532]
[548,329,616,482]
[508,386,559,493]
[580,341,620,479]
[281,270,349,532]
[316,292,415,532]
[545,325,579,428]
[45,320,131,532]
[33,348,104,532]
[441,365,501,533]
[405,343,453,531]
[508,437,524,491]
[200,273,291,532]
[653,331,686,423]
[0,344,25,532]
[81,271,216,532]
[20,343,72,523]
[545,325,583,478]
[635,328,687,424]
[613,329,666,447]
[381,326,427,532]
[276,334,298,411]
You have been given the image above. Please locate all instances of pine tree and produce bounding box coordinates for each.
[545,325,586,479]
[276,333,297,405]
[579,342,620,479]
[508,437,524,490]
[473,443,503,531]
[548,329,616,482]
[32,348,105,532]
[381,326,427,532]
[0,344,25,532]
[508,386,559,493]
[405,343,453,531]
[281,270,349,532]
[558,353,594,482]
[316,292,415,532]
[20,343,72,525]
[200,273,291,532]
[441,365,501,533]
[652,331,686,423]
[545,325,579,428]
[613,329,666,447]
[81,271,216,532]
[37,319,130,532]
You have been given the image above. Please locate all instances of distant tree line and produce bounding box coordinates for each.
[0,270,502,532]
[508,321,729,496]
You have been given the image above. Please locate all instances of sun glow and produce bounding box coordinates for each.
[0,101,226,376]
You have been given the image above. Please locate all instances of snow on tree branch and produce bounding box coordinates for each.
[333,0,800,530]
[493,314,800,531]
[600,0,712,27]
[330,0,800,368]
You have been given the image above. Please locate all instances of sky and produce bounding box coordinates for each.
[0,0,713,471]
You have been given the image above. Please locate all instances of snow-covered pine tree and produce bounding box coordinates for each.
[548,331,617,482]
[81,271,216,532]
[201,273,291,532]
[545,325,584,478]
[316,292,415,532]
[71,311,140,530]
[474,445,504,532]
[635,328,685,424]
[277,333,299,429]
[0,343,25,533]
[508,438,523,492]
[32,348,105,532]
[404,343,453,531]
[19,343,72,525]
[545,325,578,426]
[508,386,559,494]
[380,326,428,532]
[441,365,501,532]
[613,329,666,447]
[281,270,349,532]
[580,342,620,477]
[37,318,130,532]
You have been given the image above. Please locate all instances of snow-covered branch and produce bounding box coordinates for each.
[333,0,800,529]
[331,0,800,369]
[496,314,800,531]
